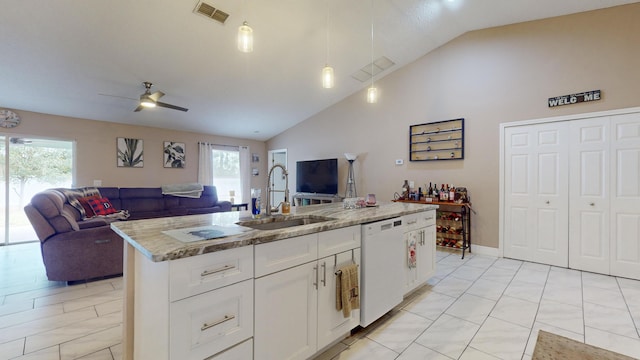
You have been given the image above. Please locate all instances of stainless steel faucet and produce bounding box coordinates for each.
[266,163,289,216]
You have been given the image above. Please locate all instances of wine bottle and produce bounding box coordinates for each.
[428,182,433,198]
[449,184,455,202]
[440,184,445,201]
[433,184,439,200]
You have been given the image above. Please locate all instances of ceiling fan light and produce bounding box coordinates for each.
[140,95,156,108]
[322,65,334,88]
[367,86,378,104]
[238,21,253,53]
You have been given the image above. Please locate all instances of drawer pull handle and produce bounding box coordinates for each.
[201,314,235,331]
[407,220,418,225]
[201,265,236,278]
[425,216,434,221]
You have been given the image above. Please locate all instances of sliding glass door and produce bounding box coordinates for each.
[0,136,74,245]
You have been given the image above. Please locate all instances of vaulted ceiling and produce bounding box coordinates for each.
[2,0,638,140]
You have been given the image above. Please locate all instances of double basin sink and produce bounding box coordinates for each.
[236,215,335,231]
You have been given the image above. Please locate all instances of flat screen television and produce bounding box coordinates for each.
[296,158,338,195]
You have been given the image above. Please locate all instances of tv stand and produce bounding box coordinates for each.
[293,193,343,206]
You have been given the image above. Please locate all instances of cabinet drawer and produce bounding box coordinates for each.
[170,279,253,360]
[403,214,421,232]
[318,225,361,258]
[255,233,318,277]
[169,246,253,302]
[418,210,436,227]
[211,338,252,360]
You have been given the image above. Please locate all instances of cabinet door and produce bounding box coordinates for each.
[254,261,318,360]
[418,225,436,282]
[569,118,610,274]
[610,113,640,279]
[403,230,420,294]
[504,123,569,267]
[317,248,361,350]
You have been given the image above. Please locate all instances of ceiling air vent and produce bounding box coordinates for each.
[351,56,396,82]
[194,1,229,24]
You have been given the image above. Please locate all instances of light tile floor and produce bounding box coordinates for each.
[2,243,640,359]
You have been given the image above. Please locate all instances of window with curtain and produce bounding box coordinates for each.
[199,143,250,204]
[212,148,241,203]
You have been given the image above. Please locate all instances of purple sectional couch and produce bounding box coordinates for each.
[24,185,231,282]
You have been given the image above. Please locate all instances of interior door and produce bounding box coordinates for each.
[569,117,610,274]
[504,122,569,266]
[609,113,640,279]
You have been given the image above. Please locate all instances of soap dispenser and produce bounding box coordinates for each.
[282,189,291,214]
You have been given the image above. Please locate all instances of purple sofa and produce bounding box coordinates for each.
[24,185,231,282]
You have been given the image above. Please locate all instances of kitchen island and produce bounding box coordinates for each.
[112,201,437,360]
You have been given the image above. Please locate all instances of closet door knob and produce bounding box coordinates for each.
[590,202,595,206]
[546,201,550,205]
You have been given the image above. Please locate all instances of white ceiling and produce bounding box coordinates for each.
[1,0,638,141]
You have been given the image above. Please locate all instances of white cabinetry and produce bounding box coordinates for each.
[502,110,640,279]
[210,339,253,360]
[403,211,436,294]
[133,246,254,360]
[254,226,361,360]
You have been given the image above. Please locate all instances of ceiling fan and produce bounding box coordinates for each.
[134,82,188,112]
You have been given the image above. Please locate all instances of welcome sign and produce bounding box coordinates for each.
[548,90,601,107]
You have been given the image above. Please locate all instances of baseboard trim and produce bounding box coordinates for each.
[470,244,500,257]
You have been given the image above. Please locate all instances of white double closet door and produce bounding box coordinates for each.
[504,111,640,279]
[504,122,569,267]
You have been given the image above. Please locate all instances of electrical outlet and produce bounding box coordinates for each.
[395,159,403,165]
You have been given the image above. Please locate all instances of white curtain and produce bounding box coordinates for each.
[239,146,251,203]
[198,142,214,186]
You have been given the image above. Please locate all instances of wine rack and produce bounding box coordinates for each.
[393,199,472,259]
[410,118,464,161]
[435,203,471,259]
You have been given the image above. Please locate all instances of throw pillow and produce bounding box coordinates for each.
[78,195,101,218]
[88,197,118,216]
[61,187,101,218]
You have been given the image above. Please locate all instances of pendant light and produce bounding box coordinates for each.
[238,0,253,53]
[367,0,378,103]
[238,21,253,53]
[322,0,334,88]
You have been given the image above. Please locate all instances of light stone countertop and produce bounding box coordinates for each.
[111,201,438,262]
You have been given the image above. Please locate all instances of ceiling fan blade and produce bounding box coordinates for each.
[156,101,188,112]
[149,91,165,102]
[99,93,137,101]
[134,104,144,112]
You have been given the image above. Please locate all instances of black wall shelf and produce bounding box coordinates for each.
[410,118,464,161]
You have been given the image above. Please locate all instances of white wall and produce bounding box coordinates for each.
[267,4,640,248]
[1,110,268,190]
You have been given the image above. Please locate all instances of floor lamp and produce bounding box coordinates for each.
[345,153,357,198]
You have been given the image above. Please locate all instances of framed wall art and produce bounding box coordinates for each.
[163,141,186,168]
[117,137,144,167]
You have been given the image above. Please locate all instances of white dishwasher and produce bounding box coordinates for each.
[360,217,404,327]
